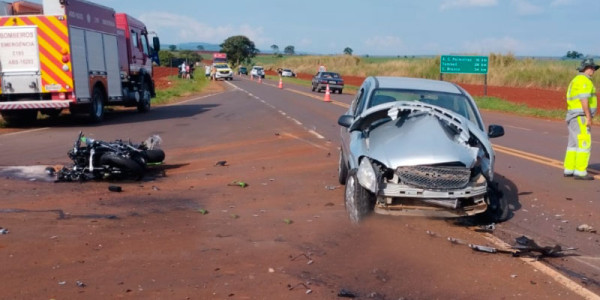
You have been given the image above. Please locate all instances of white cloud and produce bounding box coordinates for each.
[440,0,497,10]
[511,0,544,15]
[462,36,524,54]
[138,12,268,45]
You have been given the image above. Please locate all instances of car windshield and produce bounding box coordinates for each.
[283,69,291,72]
[215,64,229,68]
[254,67,263,71]
[321,72,340,79]
[367,88,479,124]
[240,67,246,70]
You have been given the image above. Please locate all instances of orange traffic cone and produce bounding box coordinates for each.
[278,77,283,89]
[258,76,262,84]
[323,84,331,102]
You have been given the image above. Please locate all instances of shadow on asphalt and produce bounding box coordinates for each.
[5,103,220,129]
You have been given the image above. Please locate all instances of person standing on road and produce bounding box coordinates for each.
[205,64,211,79]
[563,58,598,180]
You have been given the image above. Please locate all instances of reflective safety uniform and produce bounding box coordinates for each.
[564,74,597,176]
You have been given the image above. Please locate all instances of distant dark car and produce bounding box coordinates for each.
[238,66,248,75]
[312,71,344,94]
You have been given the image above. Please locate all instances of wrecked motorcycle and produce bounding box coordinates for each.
[57,131,165,181]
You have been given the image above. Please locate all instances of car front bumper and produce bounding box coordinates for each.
[374,180,488,218]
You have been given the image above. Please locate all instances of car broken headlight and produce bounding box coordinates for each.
[357,158,378,194]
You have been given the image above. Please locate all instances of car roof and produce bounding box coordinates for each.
[372,76,462,94]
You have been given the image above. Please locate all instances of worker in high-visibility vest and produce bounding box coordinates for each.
[564,58,598,180]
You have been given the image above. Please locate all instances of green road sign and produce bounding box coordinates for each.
[440,55,488,74]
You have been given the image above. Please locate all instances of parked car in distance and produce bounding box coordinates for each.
[251,66,265,79]
[213,63,233,80]
[238,66,248,75]
[312,71,344,94]
[337,76,506,224]
[281,69,296,77]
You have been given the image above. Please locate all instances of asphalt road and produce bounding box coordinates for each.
[0,76,599,299]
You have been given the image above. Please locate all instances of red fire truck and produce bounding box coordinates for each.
[0,0,160,126]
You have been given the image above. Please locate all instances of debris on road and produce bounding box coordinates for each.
[576,224,597,233]
[45,166,56,176]
[197,209,208,215]
[290,253,313,265]
[325,185,339,190]
[0,227,8,235]
[288,282,312,294]
[108,185,122,192]
[76,280,86,288]
[283,218,293,225]
[214,160,228,166]
[228,181,248,188]
[469,244,498,253]
[512,235,577,257]
[472,223,495,233]
[337,288,357,298]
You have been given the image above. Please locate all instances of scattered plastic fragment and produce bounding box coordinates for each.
[283,218,293,225]
[214,161,228,166]
[288,282,312,293]
[290,253,312,264]
[475,223,495,233]
[512,235,577,257]
[228,181,248,188]
[76,280,86,288]
[45,166,56,176]
[337,288,357,298]
[469,244,497,253]
[325,185,339,190]
[0,227,8,235]
[577,224,597,233]
[108,185,122,192]
[447,237,466,245]
[197,209,208,215]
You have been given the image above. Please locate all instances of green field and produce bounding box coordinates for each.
[252,54,594,90]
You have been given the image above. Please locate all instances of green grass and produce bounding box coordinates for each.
[474,96,566,120]
[153,71,209,105]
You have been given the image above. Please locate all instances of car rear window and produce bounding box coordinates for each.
[321,72,340,78]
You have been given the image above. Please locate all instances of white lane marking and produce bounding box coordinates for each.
[0,127,49,137]
[308,130,325,140]
[167,93,221,106]
[283,132,328,150]
[226,81,328,147]
[505,125,532,131]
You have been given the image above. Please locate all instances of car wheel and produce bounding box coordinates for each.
[311,84,316,92]
[339,89,343,94]
[480,182,509,222]
[100,153,145,180]
[345,169,375,224]
[338,148,348,185]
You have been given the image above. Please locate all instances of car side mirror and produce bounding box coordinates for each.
[488,124,504,138]
[153,36,161,52]
[338,115,354,128]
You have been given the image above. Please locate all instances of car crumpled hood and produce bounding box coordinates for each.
[352,101,494,180]
[367,112,478,168]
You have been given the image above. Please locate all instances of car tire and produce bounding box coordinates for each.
[480,182,509,222]
[88,86,105,123]
[311,85,316,92]
[345,169,375,224]
[339,89,343,94]
[338,148,348,185]
[137,80,151,113]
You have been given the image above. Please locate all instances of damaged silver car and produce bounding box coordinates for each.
[337,77,506,223]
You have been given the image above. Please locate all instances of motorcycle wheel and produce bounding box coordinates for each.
[100,153,144,180]
[143,149,165,164]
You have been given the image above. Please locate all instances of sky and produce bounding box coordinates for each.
[26,0,600,57]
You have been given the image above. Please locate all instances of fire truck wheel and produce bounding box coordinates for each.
[137,81,151,112]
[89,86,105,122]
[0,110,38,127]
